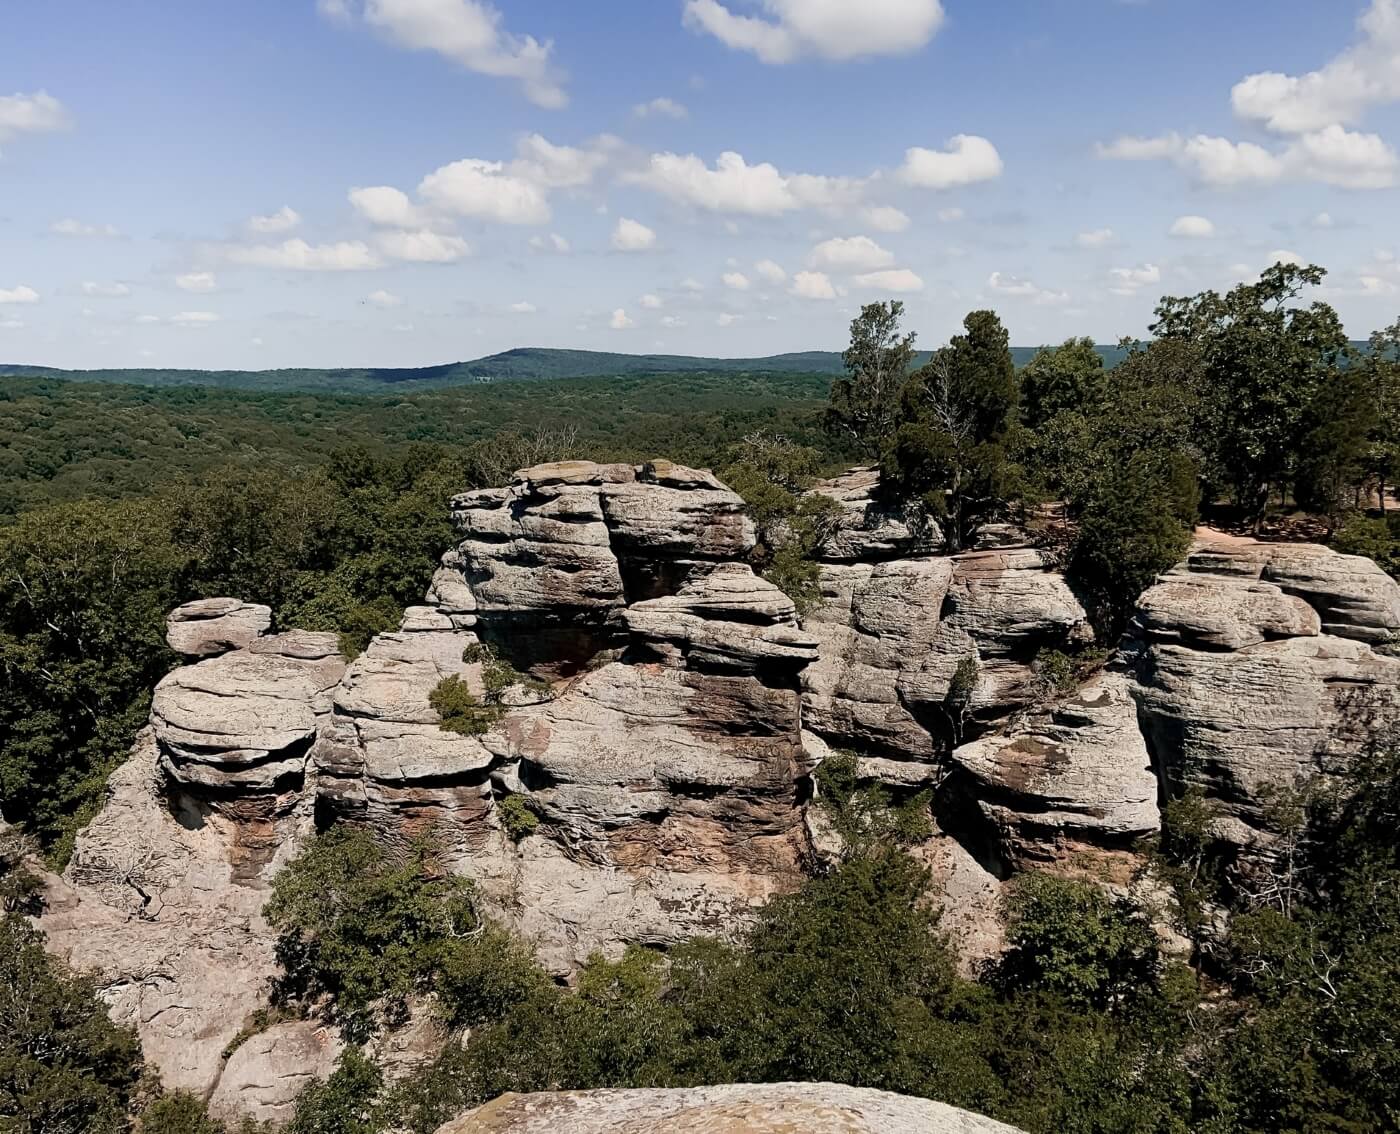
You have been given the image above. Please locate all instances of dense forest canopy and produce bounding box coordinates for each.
[2,262,1400,1133]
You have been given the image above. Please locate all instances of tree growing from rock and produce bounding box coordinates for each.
[827,301,917,460]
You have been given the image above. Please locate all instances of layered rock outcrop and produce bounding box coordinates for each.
[438,1083,1026,1134]
[1131,540,1400,846]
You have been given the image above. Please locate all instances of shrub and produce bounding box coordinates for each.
[813,751,933,855]
[428,675,499,737]
[496,795,539,842]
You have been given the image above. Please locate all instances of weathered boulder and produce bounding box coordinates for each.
[437,1084,1025,1134]
[166,597,273,657]
[807,466,927,562]
[953,671,1159,861]
[208,1021,342,1127]
[1131,541,1400,845]
[151,631,344,817]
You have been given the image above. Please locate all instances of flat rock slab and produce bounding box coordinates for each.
[438,1084,1025,1134]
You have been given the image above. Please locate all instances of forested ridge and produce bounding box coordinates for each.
[3,262,1400,1133]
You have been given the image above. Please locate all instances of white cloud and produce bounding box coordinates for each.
[176,271,217,293]
[1107,263,1162,295]
[1170,215,1216,238]
[898,135,1003,189]
[367,289,403,307]
[51,218,120,238]
[1309,211,1336,228]
[0,319,23,330]
[639,293,664,309]
[790,270,836,300]
[529,232,571,253]
[225,238,380,271]
[987,271,1069,305]
[0,285,40,304]
[171,311,219,326]
[325,0,567,108]
[419,157,551,224]
[508,300,538,313]
[809,235,894,272]
[754,258,787,283]
[683,0,944,64]
[392,322,415,333]
[864,205,911,232]
[1097,127,1396,189]
[936,206,964,223]
[0,91,71,145]
[612,216,657,251]
[134,314,162,324]
[723,271,751,290]
[349,185,427,228]
[717,312,740,326]
[1231,0,1400,134]
[509,133,609,188]
[81,281,130,298]
[634,96,688,119]
[661,314,686,328]
[1268,249,1305,266]
[610,307,634,329]
[853,268,924,292]
[1075,227,1115,248]
[681,277,705,292]
[626,150,865,216]
[377,229,471,262]
[247,206,302,234]
[1361,274,1397,294]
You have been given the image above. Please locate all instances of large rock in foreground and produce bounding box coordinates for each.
[438,1084,1025,1134]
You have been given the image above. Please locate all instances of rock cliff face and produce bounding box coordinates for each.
[32,463,1400,1125]
[437,1083,1026,1134]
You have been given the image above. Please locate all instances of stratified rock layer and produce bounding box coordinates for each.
[166,597,273,657]
[437,1084,1026,1134]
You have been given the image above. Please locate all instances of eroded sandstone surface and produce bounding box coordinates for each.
[31,463,1400,1124]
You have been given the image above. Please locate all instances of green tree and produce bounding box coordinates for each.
[1020,337,1105,430]
[885,310,1020,552]
[1152,262,1352,527]
[827,301,917,459]
[0,914,145,1134]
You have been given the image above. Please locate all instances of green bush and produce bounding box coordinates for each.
[813,751,933,854]
[427,675,499,737]
[496,795,539,842]
[1333,513,1400,576]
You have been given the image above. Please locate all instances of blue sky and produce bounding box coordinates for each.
[2,0,1398,369]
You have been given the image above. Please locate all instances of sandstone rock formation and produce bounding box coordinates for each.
[166,597,272,657]
[437,1083,1026,1134]
[1130,541,1400,846]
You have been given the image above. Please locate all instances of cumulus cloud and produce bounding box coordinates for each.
[509,133,610,188]
[247,206,302,234]
[367,289,403,307]
[1107,263,1161,296]
[1268,249,1305,266]
[610,307,634,329]
[1098,127,1397,189]
[722,271,751,290]
[612,216,657,251]
[0,285,40,304]
[809,235,894,272]
[377,229,471,262]
[717,312,740,326]
[683,0,944,64]
[1309,211,1336,228]
[1231,0,1400,134]
[176,272,217,292]
[634,96,688,119]
[853,268,924,292]
[51,218,120,238]
[937,207,965,223]
[625,150,865,216]
[81,281,130,298]
[898,135,1003,189]
[1075,228,1115,248]
[225,238,380,271]
[508,300,537,313]
[349,185,427,228]
[1170,215,1216,238]
[754,258,787,283]
[418,158,551,224]
[790,270,836,300]
[864,205,911,232]
[0,319,23,330]
[529,232,571,253]
[324,0,567,108]
[0,91,71,146]
[987,272,1069,306]
[170,311,220,326]
[639,293,664,309]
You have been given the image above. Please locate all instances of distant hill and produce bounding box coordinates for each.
[1,344,1133,394]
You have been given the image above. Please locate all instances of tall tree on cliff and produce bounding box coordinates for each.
[827,301,917,460]
[883,309,1020,553]
[1151,263,1353,527]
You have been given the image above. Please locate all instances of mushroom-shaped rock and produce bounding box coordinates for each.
[436,1084,1026,1134]
[165,598,271,657]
